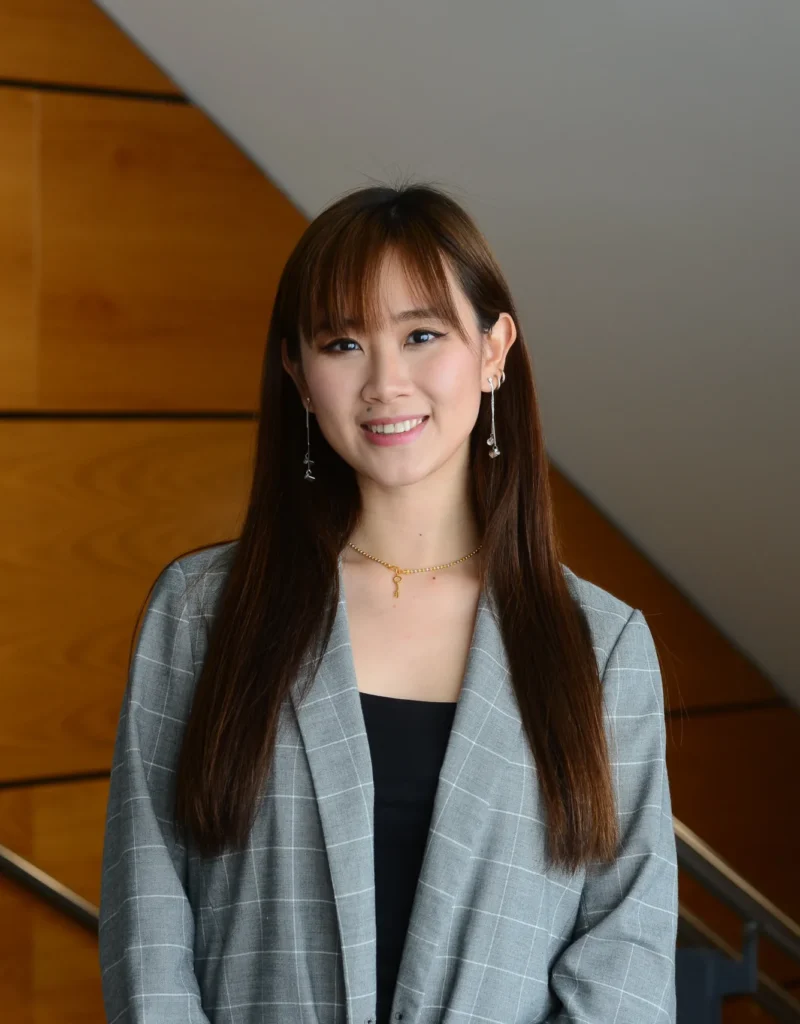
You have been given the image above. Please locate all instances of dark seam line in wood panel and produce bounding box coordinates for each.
[0,410,257,420]
[666,695,790,719]
[0,76,187,104]
[0,770,110,791]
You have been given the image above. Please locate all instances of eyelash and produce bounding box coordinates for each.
[322,329,443,353]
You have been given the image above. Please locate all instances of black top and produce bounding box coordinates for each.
[359,691,458,1024]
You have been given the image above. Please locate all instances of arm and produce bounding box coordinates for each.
[98,559,211,1023]
[548,609,678,1024]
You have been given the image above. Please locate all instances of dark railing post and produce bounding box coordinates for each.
[677,920,759,1023]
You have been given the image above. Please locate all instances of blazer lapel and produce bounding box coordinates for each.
[289,562,376,1024]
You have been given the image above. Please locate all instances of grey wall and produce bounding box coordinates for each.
[96,0,800,703]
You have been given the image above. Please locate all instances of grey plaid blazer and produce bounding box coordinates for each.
[99,540,678,1024]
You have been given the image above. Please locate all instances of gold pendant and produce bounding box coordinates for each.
[391,571,402,598]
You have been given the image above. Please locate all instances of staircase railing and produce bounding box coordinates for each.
[675,818,800,1022]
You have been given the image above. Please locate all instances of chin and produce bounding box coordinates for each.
[359,462,435,489]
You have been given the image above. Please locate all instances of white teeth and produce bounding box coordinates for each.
[366,417,425,435]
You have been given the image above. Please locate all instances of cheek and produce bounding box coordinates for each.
[305,367,348,421]
[422,351,482,416]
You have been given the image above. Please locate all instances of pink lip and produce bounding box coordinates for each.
[361,416,429,447]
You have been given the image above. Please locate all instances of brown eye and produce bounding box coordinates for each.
[408,329,442,345]
[322,338,360,353]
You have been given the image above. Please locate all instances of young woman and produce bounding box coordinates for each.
[99,182,678,1024]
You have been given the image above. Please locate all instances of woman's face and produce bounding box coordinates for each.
[285,251,514,490]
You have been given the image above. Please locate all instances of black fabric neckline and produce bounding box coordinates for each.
[359,690,457,707]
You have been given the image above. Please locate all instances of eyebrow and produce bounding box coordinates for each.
[313,306,444,337]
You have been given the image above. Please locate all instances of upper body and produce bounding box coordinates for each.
[98,538,678,1024]
[100,180,679,1023]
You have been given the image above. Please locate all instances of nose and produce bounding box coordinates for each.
[361,348,412,405]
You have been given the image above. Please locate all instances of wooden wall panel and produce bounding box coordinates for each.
[0,875,35,1024]
[0,89,37,405]
[37,94,301,411]
[0,876,104,1024]
[0,90,307,412]
[0,779,114,1022]
[0,780,107,904]
[0,419,256,780]
[0,0,180,93]
[550,463,779,709]
[724,997,790,1021]
[669,706,800,985]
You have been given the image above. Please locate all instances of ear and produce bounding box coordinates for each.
[480,313,517,391]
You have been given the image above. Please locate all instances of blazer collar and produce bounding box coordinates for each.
[289,557,519,1024]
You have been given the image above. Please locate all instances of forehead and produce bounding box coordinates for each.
[380,249,472,308]
[311,251,471,338]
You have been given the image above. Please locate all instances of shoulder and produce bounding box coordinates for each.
[174,538,238,581]
[560,564,665,718]
[560,562,635,631]
[171,540,239,617]
[560,563,638,673]
[137,541,238,652]
[130,542,239,712]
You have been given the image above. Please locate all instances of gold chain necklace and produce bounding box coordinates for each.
[346,541,483,599]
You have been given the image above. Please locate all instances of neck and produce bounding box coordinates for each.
[344,469,481,571]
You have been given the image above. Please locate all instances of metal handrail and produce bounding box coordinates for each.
[0,842,98,932]
[674,817,800,962]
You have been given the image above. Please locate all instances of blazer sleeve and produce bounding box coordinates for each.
[98,558,211,1023]
[548,608,679,1024]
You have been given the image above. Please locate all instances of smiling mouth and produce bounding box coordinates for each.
[361,416,429,435]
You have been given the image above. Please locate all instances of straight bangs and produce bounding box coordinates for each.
[294,216,475,352]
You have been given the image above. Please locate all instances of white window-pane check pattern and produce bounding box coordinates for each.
[546,609,678,1023]
[99,557,210,1023]
[98,541,678,1023]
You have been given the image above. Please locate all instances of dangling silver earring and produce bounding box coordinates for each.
[303,397,315,481]
[486,374,501,458]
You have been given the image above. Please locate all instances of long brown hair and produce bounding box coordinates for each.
[171,180,618,872]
